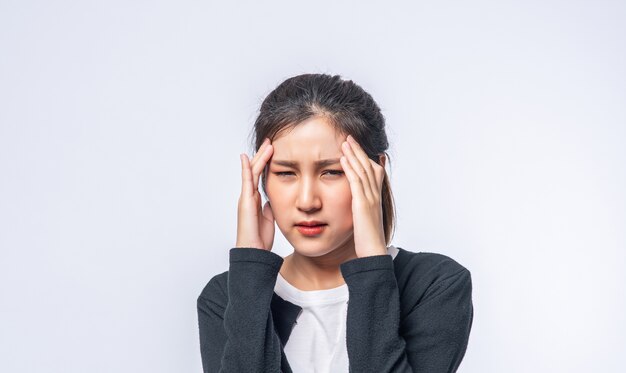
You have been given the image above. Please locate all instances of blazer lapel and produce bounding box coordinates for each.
[270,292,303,346]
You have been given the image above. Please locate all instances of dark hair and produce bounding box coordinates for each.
[250,73,396,245]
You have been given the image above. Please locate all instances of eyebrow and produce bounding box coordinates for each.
[271,159,341,168]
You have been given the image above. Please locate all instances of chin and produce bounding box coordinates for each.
[288,239,338,258]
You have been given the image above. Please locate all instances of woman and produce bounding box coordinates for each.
[197,74,473,372]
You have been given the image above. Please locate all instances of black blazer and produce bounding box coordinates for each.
[197,247,473,372]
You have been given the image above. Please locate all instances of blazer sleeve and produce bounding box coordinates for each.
[197,248,286,373]
[340,254,473,373]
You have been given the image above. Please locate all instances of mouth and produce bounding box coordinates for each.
[295,220,327,227]
[295,224,327,236]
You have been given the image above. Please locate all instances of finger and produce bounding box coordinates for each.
[251,143,273,190]
[342,139,374,201]
[375,154,386,190]
[251,138,272,175]
[251,138,270,165]
[241,139,270,198]
[240,153,253,197]
[366,153,385,194]
[340,153,369,204]
[346,135,378,197]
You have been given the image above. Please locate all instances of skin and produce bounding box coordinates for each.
[262,116,387,291]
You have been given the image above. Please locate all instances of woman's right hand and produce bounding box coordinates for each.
[235,138,275,251]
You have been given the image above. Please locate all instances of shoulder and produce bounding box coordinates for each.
[394,247,472,305]
[197,270,229,311]
[396,248,470,278]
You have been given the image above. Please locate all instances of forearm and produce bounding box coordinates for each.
[341,254,413,372]
[340,254,473,373]
[200,248,285,373]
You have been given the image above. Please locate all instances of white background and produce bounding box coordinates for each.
[1,1,624,372]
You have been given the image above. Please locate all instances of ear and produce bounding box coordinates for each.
[378,154,386,169]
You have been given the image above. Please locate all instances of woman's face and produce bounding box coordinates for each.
[265,116,354,257]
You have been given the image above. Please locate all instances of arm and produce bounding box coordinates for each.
[340,254,473,373]
[197,248,286,373]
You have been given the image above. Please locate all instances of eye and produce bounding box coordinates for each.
[273,171,294,177]
[324,170,344,176]
[272,170,344,177]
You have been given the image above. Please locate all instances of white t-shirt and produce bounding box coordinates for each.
[274,245,400,373]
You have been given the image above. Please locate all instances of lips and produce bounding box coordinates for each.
[295,220,327,227]
[296,224,326,236]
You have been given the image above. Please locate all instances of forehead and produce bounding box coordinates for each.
[270,117,346,160]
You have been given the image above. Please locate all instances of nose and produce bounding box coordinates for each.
[295,175,321,213]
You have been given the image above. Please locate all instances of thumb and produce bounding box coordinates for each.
[262,200,274,223]
[260,201,275,251]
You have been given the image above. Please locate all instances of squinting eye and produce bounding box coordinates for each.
[272,170,344,177]
[324,170,344,176]
[273,172,294,177]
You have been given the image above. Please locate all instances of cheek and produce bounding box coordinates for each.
[265,177,281,200]
[337,182,353,207]
[265,179,290,224]
[326,185,353,220]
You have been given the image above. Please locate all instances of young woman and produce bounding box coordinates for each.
[197,74,474,373]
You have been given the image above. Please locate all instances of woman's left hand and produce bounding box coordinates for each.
[340,135,388,258]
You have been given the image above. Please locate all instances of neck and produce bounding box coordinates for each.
[280,240,359,291]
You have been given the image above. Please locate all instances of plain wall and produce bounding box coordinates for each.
[1,0,624,372]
